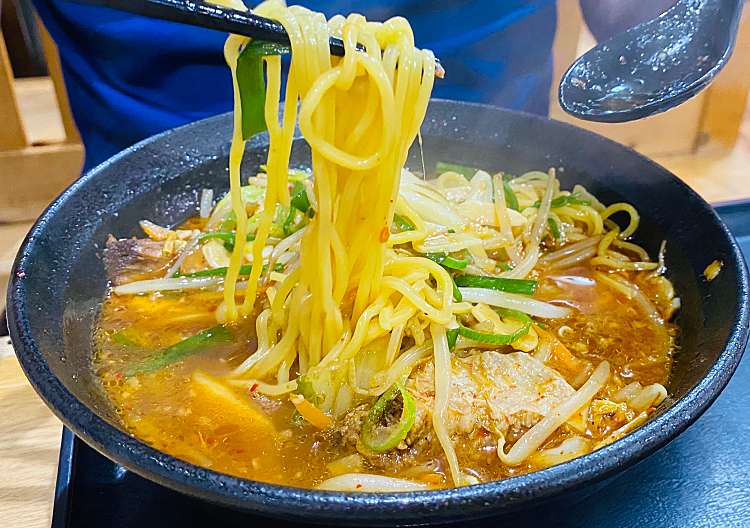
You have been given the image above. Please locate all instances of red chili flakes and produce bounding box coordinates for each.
[379,226,389,243]
[250,383,259,393]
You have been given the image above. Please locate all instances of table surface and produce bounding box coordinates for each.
[1,178,749,528]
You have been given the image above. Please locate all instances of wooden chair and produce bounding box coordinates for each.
[0,19,84,311]
[0,19,84,223]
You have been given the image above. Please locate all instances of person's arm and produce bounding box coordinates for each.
[579,0,677,42]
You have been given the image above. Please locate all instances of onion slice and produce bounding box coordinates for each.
[459,287,571,319]
[199,189,214,218]
[316,473,429,492]
[113,276,223,295]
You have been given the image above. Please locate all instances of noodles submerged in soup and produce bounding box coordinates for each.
[95,0,679,491]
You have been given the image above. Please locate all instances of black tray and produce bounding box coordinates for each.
[51,202,750,528]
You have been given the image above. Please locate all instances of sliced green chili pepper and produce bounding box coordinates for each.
[497,261,512,272]
[457,321,530,346]
[174,262,284,279]
[425,252,470,270]
[435,161,479,180]
[547,217,561,239]
[124,326,234,376]
[236,41,290,140]
[359,384,416,453]
[453,274,537,295]
[392,213,415,233]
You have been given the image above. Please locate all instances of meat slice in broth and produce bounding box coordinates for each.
[103,236,170,285]
[410,351,575,437]
[332,351,576,468]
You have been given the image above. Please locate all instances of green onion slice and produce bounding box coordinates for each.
[236,41,290,140]
[453,274,537,295]
[503,179,519,211]
[359,384,416,453]
[290,181,311,213]
[124,325,233,376]
[199,231,256,245]
[435,161,479,180]
[295,375,323,406]
[451,278,463,302]
[533,193,591,209]
[547,217,561,239]
[457,321,531,346]
[174,262,284,279]
[425,252,470,270]
[495,307,533,324]
[111,330,143,348]
[220,213,236,232]
[497,261,512,272]
[281,182,311,236]
[392,213,415,233]
[282,207,298,237]
[446,328,459,350]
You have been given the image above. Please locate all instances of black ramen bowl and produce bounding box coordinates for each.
[8,100,750,525]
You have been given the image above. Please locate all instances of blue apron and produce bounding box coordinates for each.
[34,0,556,170]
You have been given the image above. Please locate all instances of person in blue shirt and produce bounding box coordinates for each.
[33,0,673,171]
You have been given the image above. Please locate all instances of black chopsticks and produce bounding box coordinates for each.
[73,0,443,76]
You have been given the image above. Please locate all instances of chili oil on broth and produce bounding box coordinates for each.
[96,289,332,487]
[93,240,677,489]
[94,273,445,488]
[537,266,676,387]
